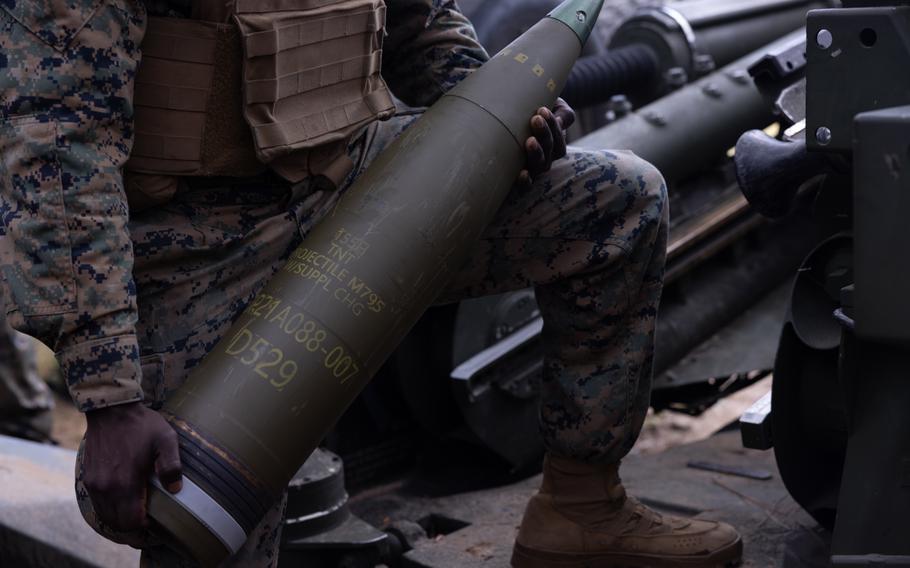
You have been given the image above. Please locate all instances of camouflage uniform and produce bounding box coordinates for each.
[0,0,668,565]
[0,0,146,412]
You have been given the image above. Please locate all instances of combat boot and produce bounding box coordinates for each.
[512,454,742,567]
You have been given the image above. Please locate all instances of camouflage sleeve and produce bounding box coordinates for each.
[383,0,490,107]
[0,0,147,411]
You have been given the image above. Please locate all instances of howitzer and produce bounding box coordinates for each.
[564,0,829,108]
[143,0,603,564]
[465,0,830,113]
[575,29,805,181]
[735,1,910,565]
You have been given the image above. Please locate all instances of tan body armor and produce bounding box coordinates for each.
[125,0,396,208]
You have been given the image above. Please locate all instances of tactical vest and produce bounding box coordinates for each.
[124,0,396,209]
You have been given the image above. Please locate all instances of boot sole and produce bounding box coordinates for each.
[511,536,743,568]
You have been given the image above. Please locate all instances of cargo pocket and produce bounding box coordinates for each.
[0,0,102,51]
[126,17,265,179]
[235,0,396,178]
[0,117,77,338]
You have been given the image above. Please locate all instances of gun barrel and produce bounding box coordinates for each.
[561,0,824,109]
[575,29,807,183]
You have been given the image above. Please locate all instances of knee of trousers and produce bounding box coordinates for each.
[579,149,669,258]
[633,152,668,210]
[614,150,668,237]
[634,154,669,272]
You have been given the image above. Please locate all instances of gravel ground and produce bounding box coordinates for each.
[50,392,86,451]
[631,375,772,455]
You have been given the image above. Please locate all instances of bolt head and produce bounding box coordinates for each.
[816,29,833,50]
[607,94,632,113]
[728,69,750,84]
[694,54,716,74]
[643,111,667,127]
[816,126,832,145]
[664,67,688,88]
[702,83,722,98]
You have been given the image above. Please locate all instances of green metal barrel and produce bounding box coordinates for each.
[146,0,604,563]
[576,29,806,183]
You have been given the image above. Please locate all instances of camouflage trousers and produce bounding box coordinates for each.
[75,110,668,564]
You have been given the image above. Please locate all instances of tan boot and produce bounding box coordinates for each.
[512,454,742,567]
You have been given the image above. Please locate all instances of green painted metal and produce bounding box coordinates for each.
[576,30,807,182]
[547,0,605,45]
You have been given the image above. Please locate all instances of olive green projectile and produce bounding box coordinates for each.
[147,0,605,563]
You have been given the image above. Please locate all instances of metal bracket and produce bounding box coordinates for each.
[740,391,774,450]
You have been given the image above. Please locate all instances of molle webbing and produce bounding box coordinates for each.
[125,0,395,187]
[127,18,263,178]
[243,51,383,104]
[232,0,363,14]
[235,0,396,174]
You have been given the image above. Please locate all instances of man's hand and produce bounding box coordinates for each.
[83,402,182,532]
[518,98,576,187]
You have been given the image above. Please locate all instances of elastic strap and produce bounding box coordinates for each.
[235,0,342,14]
[243,6,384,57]
[244,51,383,103]
[251,88,392,151]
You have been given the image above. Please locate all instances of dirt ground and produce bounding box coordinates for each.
[631,375,772,455]
[50,391,87,450]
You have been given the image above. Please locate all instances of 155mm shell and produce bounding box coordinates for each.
[148,1,604,563]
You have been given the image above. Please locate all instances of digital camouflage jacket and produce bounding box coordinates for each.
[0,0,488,411]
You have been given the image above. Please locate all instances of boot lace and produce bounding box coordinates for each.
[624,497,666,534]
